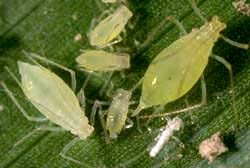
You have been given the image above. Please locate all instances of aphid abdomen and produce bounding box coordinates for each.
[106,89,131,138]
[18,62,94,139]
[76,50,130,71]
[89,5,133,47]
[139,16,226,109]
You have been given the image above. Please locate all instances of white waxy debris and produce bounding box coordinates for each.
[233,0,250,16]
[199,132,228,163]
[0,105,3,111]
[74,33,82,42]
[149,117,183,157]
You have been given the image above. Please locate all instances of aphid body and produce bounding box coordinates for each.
[106,89,132,138]
[149,117,183,157]
[76,50,130,71]
[15,61,94,139]
[132,16,226,116]
[89,5,133,47]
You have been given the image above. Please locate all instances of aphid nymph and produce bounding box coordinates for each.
[89,4,133,48]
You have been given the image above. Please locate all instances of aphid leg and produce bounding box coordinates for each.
[98,104,110,143]
[1,80,47,122]
[77,88,86,112]
[187,0,208,23]
[23,51,77,92]
[139,15,187,50]
[211,54,238,127]
[139,75,207,118]
[145,106,165,127]
[136,116,142,133]
[14,125,64,147]
[171,136,185,149]
[99,71,113,97]
[105,81,114,98]
[220,34,249,50]
[60,137,93,168]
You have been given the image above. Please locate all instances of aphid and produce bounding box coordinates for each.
[106,89,132,138]
[131,0,249,117]
[88,4,133,48]
[199,132,228,163]
[149,117,183,157]
[233,0,250,16]
[76,50,130,71]
[1,61,94,139]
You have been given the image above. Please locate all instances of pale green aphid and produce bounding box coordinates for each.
[106,88,132,138]
[89,4,133,48]
[132,10,249,117]
[76,50,130,71]
[1,61,94,139]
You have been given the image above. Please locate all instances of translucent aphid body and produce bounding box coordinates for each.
[17,62,94,139]
[149,117,183,157]
[76,50,130,71]
[132,16,226,116]
[106,89,132,138]
[89,5,133,47]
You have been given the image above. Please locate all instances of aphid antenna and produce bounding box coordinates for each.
[13,125,64,148]
[60,137,94,168]
[138,15,187,51]
[0,81,48,122]
[188,0,249,50]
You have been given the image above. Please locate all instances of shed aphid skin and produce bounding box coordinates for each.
[88,4,133,48]
[131,0,249,118]
[199,132,228,163]
[233,0,250,16]
[76,50,130,71]
[149,117,183,157]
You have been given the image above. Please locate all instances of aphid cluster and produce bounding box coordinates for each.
[1,0,249,166]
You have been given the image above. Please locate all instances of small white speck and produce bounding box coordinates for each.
[74,34,82,42]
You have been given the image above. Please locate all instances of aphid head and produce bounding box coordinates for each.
[115,88,132,100]
[200,16,226,42]
[118,5,133,19]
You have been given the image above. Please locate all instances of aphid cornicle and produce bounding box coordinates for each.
[1,61,94,140]
[76,50,130,71]
[89,4,133,48]
[132,3,249,117]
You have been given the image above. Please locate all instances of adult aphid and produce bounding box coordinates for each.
[131,0,249,118]
[88,4,133,48]
[1,52,94,150]
[149,117,183,157]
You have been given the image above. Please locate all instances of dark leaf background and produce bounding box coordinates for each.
[0,0,250,168]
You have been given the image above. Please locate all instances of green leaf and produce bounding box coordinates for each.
[0,0,250,168]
